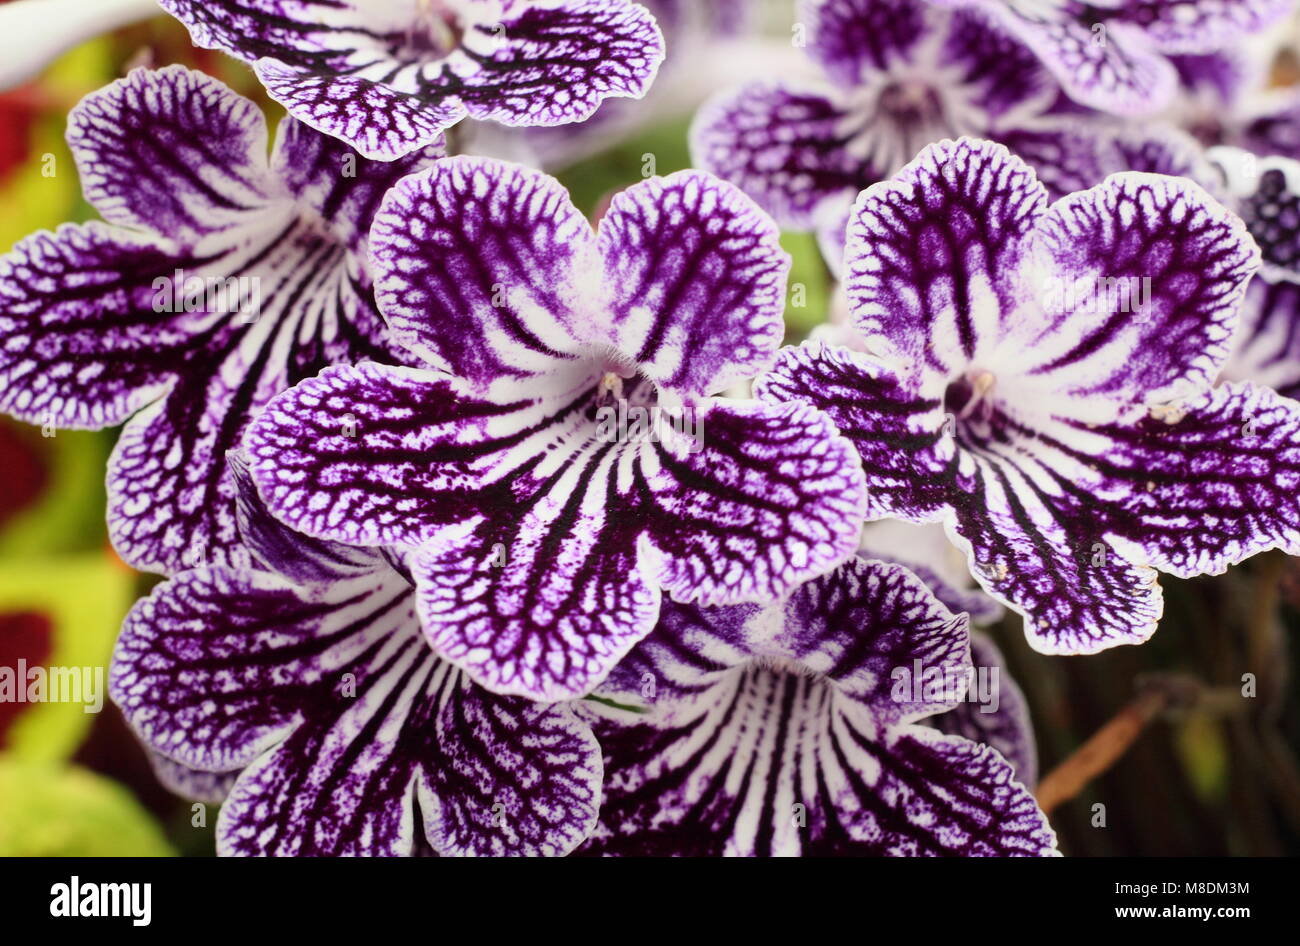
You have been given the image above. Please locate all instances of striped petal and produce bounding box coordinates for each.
[1094,381,1300,578]
[980,9,1177,115]
[370,157,594,392]
[577,558,1056,856]
[598,171,789,397]
[924,632,1037,786]
[691,1,1058,231]
[1024,171,1257,411]
[758,137,1283,655]
[0,67,438,574]
[111,555,600,857]
[68,66,279,244]
[843,138,1046,384]
[691,83,875,230]
[159,0,665,160]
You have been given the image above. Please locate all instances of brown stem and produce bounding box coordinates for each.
[1034,673,1221,816]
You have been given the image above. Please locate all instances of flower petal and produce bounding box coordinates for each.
[946,443,1166,654]
[987,14,1177,115]
[1127,0,1292,51]
[450,0,665,128]
[0,223,188,429]
[410,494,663,702]
[148,751,239,805]
[775,558,972,727]
[1094,381,1300,577]
[229,452,386,584]
[844,138,1046,381]
[370,157,593,390]
[1024,172,1258,407]
[160,0,664,159]
[598,171,789,397]
[112,563,600,856]
[642,398,868,606]
[243,362,501,548]
[807,0,926,86]
[858,521,1004,623]
[690,82,868,229]
[67,66,278,244]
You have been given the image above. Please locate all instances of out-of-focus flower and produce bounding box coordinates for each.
[693,0,1074,231]
[946,0,1293,115]
[1216,149,1300,398]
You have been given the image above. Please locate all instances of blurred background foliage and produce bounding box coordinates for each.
[0,7,1296,857]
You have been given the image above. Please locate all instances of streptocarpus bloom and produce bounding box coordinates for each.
[759,137,1300,655]
[158,0,666,160]
[0,66,439,574]
[245,158,869,702]
[574,557,1056,855]
[949,0,1293,116]
[691,0,1070,232]
[1170,50,1300,162]
[110,459,602,857]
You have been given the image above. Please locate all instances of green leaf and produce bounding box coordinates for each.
[0,757,172,856]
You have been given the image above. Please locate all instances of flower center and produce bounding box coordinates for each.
[942,369,998,445]
[841,73,981,173]
[588,367,704,452]
[877,81,946,134]
[399,0,462,58]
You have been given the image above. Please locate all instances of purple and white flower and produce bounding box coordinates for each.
[244,158,869,702]
[949,0,1293,116]
[692,0,1073,233]
[0,66,440,574]
[1169,49,1300,161]
[574,556,1056,855]
[158,0,666,160]
[758,137,1300,656]
[110,458,602,857]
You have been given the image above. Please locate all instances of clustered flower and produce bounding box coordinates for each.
[3,0,1299,857]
